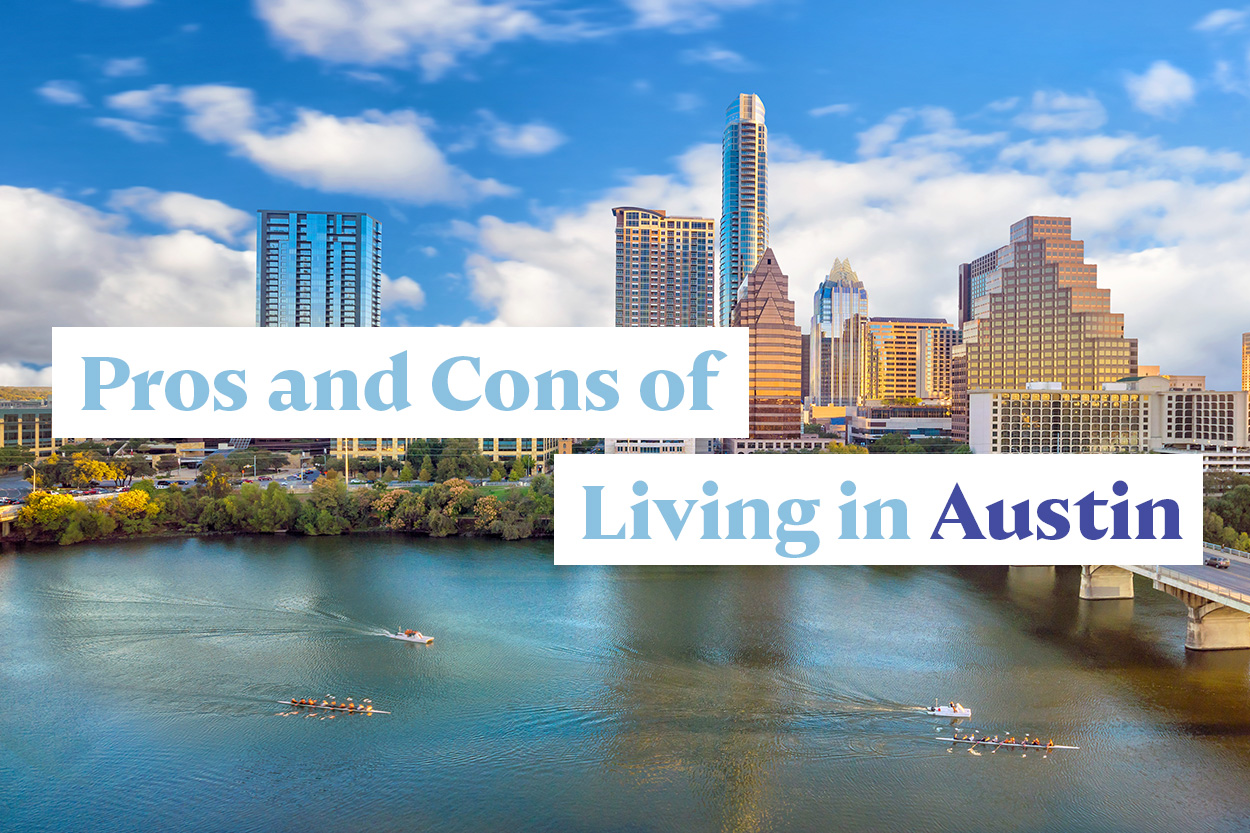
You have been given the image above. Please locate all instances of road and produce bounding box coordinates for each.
[1165,554,1250,598]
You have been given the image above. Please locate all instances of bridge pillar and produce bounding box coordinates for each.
[1079,565,1134,600]
[1185,601,1250,651]
[0,519,9,539]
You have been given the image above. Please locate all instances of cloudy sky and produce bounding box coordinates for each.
[5,0,1250,387]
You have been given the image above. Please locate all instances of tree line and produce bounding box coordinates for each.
[15,472,555,547]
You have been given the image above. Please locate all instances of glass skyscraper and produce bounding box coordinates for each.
[952,216,1137,441]
[733,248,801,439]
[256,210,382,327]
[808,258,870,406]
[719,93,768,327]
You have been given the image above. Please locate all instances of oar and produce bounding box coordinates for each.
[991,735,1007,754]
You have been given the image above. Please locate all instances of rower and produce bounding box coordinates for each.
[1046,740,1054,751]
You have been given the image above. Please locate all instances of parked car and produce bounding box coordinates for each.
[1204,554,1231,569]
[258,476,272,482]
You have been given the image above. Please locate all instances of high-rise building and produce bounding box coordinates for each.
[952,216,1137,441]
[256,210,382,328]
[612,207,714,327]
[868,317,956,401]
[1242,333,1250,391]
[611,208,716,453]
[808,259,870,406]
[719,94,768,326]
[733,248,802,438]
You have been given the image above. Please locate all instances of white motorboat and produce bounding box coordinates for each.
[387,629,433,644]
[925,700,971,718]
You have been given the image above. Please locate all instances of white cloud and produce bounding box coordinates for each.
[1014,91,1107,132]
[76,0,152,7]
[809,103,854,117]
[0,186,253,369]
[381,273,426,310]
[252,0,768,79]
[108,187,254,245]
[177,85,512,204]
[478,110,566,156]
[856,107,1002,158]
[252,0,546,80]
[673,93,702,112]
[680,45,753,71]
[458,112,1250,389]
[106,84,175,118]
[1125,61,1197,117]
[94,117,162,143]
[0,364,53,387]
[102,57,148,77]
[1194,7,1249,32]
[623,0,769,29]
[37,81,87,106]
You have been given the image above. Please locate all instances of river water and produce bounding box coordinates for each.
[2,536,1249,832]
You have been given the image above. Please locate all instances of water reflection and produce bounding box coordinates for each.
[3,542,1250,833]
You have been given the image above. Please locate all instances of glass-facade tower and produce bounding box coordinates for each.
[952,216,1138,441]
[256,210,382,327]
[719,94,768,327]
[808,258,869,406]
[733,248,801,438]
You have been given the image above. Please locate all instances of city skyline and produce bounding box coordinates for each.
[5,3,1250,390]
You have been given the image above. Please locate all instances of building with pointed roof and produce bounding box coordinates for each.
[732,248,802,438]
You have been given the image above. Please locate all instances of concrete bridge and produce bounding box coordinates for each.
[1082,545,1250,650]
[0,504,18,539]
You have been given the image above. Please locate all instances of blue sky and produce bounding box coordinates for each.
[4,0,1250,387]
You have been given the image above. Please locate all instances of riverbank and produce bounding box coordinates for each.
[8,473,554,547]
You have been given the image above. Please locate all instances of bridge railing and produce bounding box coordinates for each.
[1203,542,1250,566]
[1150,565,1250,607]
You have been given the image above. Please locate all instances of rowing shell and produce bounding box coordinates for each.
[280,701,391,714]
[939,737,1077,750]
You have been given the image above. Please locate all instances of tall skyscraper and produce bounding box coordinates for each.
[808,259,870,406]
[733,248,801,438]
[1242,333,1250,391]
[868,317,956,401]
[719,93,768,327]
[952,216,1137,441]
[613,207,715,327]
[256,210,382,328]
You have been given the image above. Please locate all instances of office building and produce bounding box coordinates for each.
[952,216,1137,441]
[332,438,408,463]
[480,438,557,473]
[845,403,953,445]
[256,210,382,328]
[732,249,802,438]
[1243,333,1250,392]
[719,94,768,326]
[613,207,714,327]
[868,317,956,401]
[809,259,871,406]
[0,399,69,459]
[968,377,1247,454]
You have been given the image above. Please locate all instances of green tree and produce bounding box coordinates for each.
[518,455,535,476]
[490,465,505,482]
[803,422,832,437]
[822,442,869,454]
[509,458,525,481]
[155,456,181,473]
[0,445,35,473]
[399,462,415,482]
[418,455,434,482]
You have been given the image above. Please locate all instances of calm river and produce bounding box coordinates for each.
[2,537,1250,832]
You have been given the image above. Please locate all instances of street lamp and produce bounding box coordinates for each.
[21,462,37,491]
